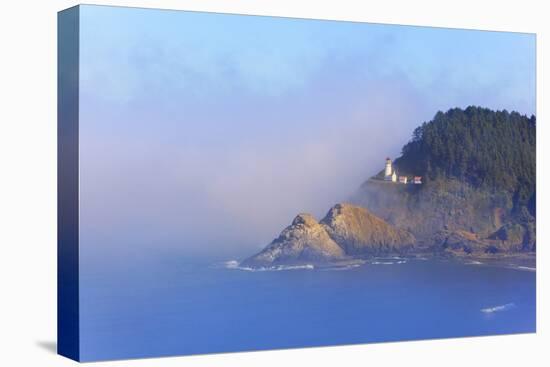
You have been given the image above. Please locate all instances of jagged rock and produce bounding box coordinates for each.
[429,220,538,256]
[241,203,416,268]
[240,213,345,268]
[353,178,508,242]
[431,230,488,255]
[320,203,415,255]
[488,221,535,252]
[489,223,524,245]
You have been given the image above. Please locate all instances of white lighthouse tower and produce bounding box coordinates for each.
[384,157,393,181]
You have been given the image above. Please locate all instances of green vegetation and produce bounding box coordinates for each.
[394,106,536,212]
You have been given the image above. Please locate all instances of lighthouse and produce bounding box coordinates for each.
[380,156,421,184]
[384,158,393,181]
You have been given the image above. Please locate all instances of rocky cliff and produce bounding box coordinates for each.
[352,173,535,257]
[320,204,415,255]
[240,213,345,267]
[241,107,536,266]
[351,106,536,256]
[241,204,415,267]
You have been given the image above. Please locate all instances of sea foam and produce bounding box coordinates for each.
[515,266,536,272]
[480,303,516,313]
[321,263,364,271]
[466,260,483,265]
[223,260,314,272]
[223,260,240,269]
[371,260,407,265]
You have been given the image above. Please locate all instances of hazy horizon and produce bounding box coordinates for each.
[77,5,536,259]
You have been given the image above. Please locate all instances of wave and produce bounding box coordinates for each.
[466,260,483,265]
[240,264,315,272]
[480,303,516,313]
[514,266,536,272]
[223,260,315,272]
[223,260,240,269]
[321,263,364,271]
[371,260,407,265]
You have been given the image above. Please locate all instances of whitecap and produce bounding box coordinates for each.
[466,260,483,265]
[321,264,363,271]
[480,303,516,313]
[223,260,240,269]
[515,266,536,272]
[226,263,315,272]
[266,264,315,271]
[371,260,407,265]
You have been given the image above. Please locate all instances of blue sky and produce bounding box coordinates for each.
[78,5,535,258]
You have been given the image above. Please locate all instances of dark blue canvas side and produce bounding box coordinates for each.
[57,5,80,362]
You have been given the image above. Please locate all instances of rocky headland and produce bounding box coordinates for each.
[241,203,416,268]
[241,107,536,268]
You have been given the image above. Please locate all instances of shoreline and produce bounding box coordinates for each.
[230,252,536,272]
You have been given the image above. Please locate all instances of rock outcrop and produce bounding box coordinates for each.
[241,203,415,268]
[431,230,489,255]
[353,178,536,257]
[488,220,536,252]
[242,107,536,265]
[351,107,536,256]
[320,204,415,255]
[240,213,345,268]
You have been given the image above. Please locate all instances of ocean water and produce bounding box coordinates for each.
[79,256,536,361]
